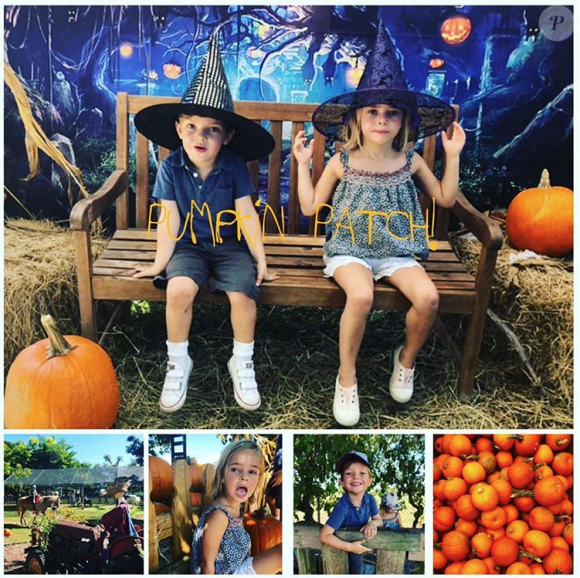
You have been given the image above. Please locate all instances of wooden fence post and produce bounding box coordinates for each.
[148,470,159,573]
[321,545,348,574]
[172,459,192,560]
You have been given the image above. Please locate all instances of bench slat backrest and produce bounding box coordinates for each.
[118,93,454,240]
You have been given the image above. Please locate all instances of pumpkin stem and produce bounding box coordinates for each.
[519,550,543,564]
[40,315,76,359]
[533,462,547,471]
[538,169,551,189]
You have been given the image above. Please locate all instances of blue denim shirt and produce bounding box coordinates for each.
[326,492,379,530]
[153,146,254,246]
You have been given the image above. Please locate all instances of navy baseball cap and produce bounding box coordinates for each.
[336,451,371,473]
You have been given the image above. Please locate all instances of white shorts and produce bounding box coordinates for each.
[233,557,256,575]
[323,254,422,281]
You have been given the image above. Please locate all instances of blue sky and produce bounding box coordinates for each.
[5,434,143,466]
[156,435,226,466]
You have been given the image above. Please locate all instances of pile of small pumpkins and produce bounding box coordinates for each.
[433,433,573,574]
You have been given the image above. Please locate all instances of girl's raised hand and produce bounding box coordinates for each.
[441,121,466,157]
[292,130,314,165]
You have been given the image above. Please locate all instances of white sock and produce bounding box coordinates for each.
[167,340,189,365]
[233,339,254,363]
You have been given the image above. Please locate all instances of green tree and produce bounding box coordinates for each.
[126,435,144,466]
[294,434,425,527]
[148,435,174,457]
[4,437,90,478]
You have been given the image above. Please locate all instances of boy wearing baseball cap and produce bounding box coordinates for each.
[319,451,382,574]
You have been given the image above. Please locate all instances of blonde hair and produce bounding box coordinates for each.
[210,439,265,502]
[341,106,412,152]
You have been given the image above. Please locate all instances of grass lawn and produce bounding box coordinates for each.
[3,504,144,545]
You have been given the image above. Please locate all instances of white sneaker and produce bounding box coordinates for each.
[159,357,192,413]
[228,357,261,411]
[333,376,360,426]
[389,346,414,403]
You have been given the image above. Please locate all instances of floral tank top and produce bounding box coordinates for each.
[190,505,251,574]
[324,149,430,261]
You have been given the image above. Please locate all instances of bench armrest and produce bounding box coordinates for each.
[451,190,503,250]
[70,169,128,231]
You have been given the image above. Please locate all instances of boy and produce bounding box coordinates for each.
[320,451,382,574]
[133,34,276,413]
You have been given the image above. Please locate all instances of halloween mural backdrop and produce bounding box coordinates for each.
[4,5,573,223]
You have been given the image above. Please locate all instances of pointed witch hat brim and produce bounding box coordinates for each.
[134,35,275,161]
[312,22,455,142]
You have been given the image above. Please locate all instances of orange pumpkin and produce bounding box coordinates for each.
[506,170,573,257]
[190,462,205,492]
[154,502,171,515]
[491,536,519,567]
[440,15,472,45]
[442,530,471,562]
[190,492,203,507]
[150,456,173,502]
[4,315,119,429]
[542,547,572,574]
[243,512,282,556]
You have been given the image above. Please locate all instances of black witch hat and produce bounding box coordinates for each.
[134,34,275,161]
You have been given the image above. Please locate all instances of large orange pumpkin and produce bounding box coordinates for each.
[4,315,119,428]
[150,456,173,502]
[440,16,472,45]
[506,170,573,257]
[190,462,205,492]
[243,512,282,556]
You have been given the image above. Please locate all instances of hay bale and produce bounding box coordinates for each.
[4,218,105,369]
[452,234,573,399]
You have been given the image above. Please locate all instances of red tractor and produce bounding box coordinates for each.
[23,505,144,574]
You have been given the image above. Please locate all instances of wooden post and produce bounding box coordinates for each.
[321,544,348,575]
[73,231,97,341]
[296,548,317,574]
[376,550,406,574]
[148,470,159,573]
[172,459,192,559]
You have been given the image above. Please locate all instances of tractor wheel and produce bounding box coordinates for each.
[104,551,144,574]
[24,549,46,574]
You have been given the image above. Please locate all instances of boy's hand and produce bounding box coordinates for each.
[256,262,279,286]
[293,130,314,166]
[360,521,379,539]
[348,540,372,555]
[441,121,466,157]
[133,264,164,278]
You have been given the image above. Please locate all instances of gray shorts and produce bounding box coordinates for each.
[153,240,259,301]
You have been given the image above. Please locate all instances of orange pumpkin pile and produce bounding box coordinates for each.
[434,434,573,574]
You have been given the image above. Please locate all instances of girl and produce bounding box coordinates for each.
[380,493,402,530]
[190,440,282,575]
[293,22,465,426]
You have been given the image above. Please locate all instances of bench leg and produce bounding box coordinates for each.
[73,231,98,341]
[457,245,498,398]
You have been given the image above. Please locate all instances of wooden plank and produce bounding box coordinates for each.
[248,158,259,202]
[126,95,318,120]
[335,528,422,551]
[408,532,425,562]
[265,121,283,234]
[148,470,159,574]
[310,132,327,235]
[172,460,192,559]
[136,131,149,228]
[158,146,170,162]
[116,92,129,230]
[288,122,303,234]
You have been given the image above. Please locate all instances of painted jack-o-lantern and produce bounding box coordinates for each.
[163,62,182,79]
[429,59,446,69]
[441,16,472,45]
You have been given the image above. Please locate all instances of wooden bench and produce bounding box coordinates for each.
[71,93,503,397]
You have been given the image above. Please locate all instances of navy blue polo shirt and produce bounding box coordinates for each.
[152,146,254,246]
[326,492,379,530]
